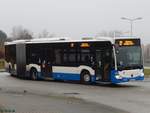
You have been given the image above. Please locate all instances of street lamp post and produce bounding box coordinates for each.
[121,17,142,37]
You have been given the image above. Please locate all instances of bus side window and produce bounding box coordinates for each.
[68,49,76,63]
[85,55,90,64]
[68,53,76,63]
[80,49,91,65]
[63,53,68,63]
[54,49,62,65]
[62,49,76,66]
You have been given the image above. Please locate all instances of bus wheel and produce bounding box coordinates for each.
[30,68,38,80]
[80,71,91,84]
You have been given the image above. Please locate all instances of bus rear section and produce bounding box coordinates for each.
[5,42,27,78]
[5,44,16,75]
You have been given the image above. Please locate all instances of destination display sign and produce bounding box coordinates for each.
[115,39,140,46]
[80,43,90,48]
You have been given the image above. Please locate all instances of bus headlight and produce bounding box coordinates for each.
[140,73,144,77]
[115,75,122,79]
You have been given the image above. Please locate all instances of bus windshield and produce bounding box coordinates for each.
[116,46,143,70]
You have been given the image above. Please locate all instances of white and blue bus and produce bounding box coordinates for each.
[4,37,144,84]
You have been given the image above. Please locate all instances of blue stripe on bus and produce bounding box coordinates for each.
[52,73,80,81]
[52,72,96,82]
[27,71,96,82]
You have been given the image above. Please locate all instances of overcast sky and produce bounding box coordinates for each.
[0,0,149,43]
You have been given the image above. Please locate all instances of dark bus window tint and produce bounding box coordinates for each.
[63,53,68,63]
[55,49,61,64]
[81,54,90,63]
[81,49,90,53]
[77,53,80,63]
[80,49,91,65]
[68,53,76,62]
[5,45,16,63]
[62,48,77,65]
[30,49,40,64]
[68,49,76,63]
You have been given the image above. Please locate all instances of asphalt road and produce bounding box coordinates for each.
[0,72,149,113]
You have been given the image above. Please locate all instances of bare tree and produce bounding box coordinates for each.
[38,29,49,38]
[0,30,7,46]
[11,26,33,40]
[0,30,7,58]
[38,29,56,38]
[48,33,56,38]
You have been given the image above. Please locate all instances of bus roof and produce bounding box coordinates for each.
[4,36,140,45]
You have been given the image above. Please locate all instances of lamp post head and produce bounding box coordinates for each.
[121,17,143,37]
[121,17,132,21]
[134,17,142,20]
[121,17,143,21]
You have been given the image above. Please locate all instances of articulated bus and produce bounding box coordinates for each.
[4,37,144,84]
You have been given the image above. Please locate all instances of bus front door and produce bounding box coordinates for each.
[102,50,111,82]
[96,49,111,82]
[96,50,103,81]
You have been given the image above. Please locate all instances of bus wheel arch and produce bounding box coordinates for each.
[80,70,91,84]
[30,67,38,80]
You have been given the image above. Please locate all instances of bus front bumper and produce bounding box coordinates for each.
[110,70,144,84]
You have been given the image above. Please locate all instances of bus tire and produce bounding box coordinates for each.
[80,71,91,84]
[30,68,38,80]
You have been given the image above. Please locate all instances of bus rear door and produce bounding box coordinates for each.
[41,48,52,78]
